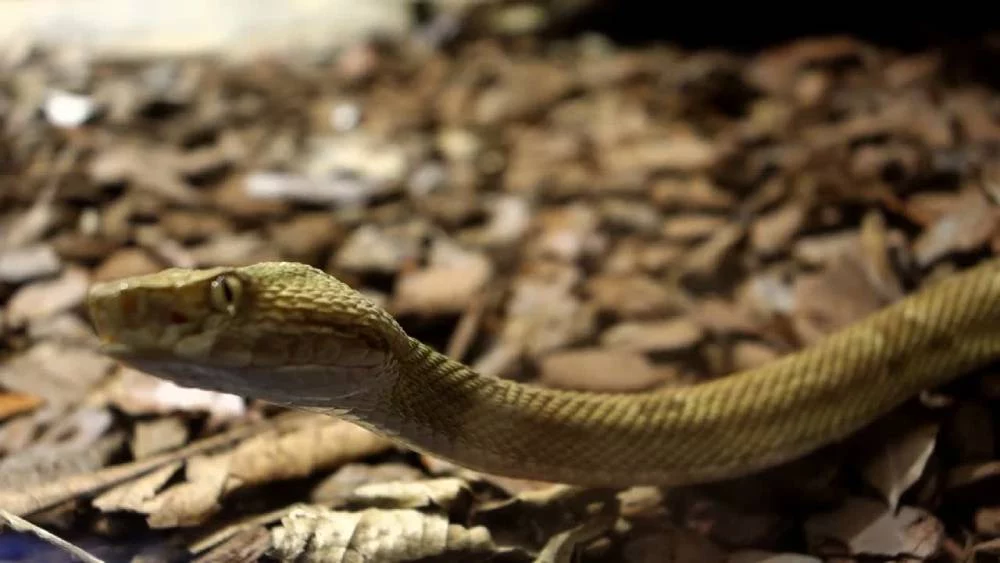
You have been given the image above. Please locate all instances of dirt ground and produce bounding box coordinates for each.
[1,15,999,563]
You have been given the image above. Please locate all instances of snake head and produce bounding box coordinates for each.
[87,262,407,408]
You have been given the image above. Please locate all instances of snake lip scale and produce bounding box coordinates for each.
[86,259,1000,487]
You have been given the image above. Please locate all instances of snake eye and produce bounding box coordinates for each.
[209,274,243,315]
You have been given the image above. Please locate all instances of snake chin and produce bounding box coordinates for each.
[114,355,385,411]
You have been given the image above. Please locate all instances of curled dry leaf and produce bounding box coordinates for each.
[269,505,497,563]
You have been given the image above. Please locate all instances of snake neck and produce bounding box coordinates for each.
[371,337,789,486]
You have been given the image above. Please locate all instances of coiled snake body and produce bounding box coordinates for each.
[87,259,1000,487]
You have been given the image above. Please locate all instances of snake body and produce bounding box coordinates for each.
[86,259,1000,487]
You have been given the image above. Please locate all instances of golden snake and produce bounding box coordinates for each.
[86,259,1000,487]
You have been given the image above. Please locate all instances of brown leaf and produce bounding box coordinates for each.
[621,527,728,563]
[539,348,667,392]
[0,243,61,283]
[804,497,943,559]
[0,392,44,421]
[677,223,746,278]
[92,461,184,514]
[661,214,730,242]
[192,526,271,563]
[226,417,392,488]
[349,477,471,512]
[912,187,998,267]
[132,417,190,459]
[861,423,939,511]
[269,505,498,562]
[975,506,1000,536]
[105,367,247,426]
[601,317,704,353]
[502,267,595,356]
[750,202,807,255]
[791,254,889,345]
[728,551,822,563]
[602,133,718,174]
[310,463,425,505]
[0,343,114,408]
[392,257,492,315]
[586,275,690,320]
[4,266,90,327]
[536,500,618,563]
[92,247,164,282]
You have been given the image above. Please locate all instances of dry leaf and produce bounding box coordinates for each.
[727,551,822,563]
[862,423,938,511]
[536,500,618,563]
[601,317,704,353]
[975,507,1000,536]
[192,526,271,563]
[750,202,807,255]
[0,344,113,408]
[538,348,666,392]
[791,254,889,345]
[349,477,471,512]
[311,463,426,505]
[912,187,997,266]
[0,243,61,283]
[621,527,728,563]
[144,453,231,528]
[226,417,392,487]
[586,275,690,319]
[392,258,492,315]
[0,392,44,421]
[4,266,90,327]
[678,223,745,278]
[106,367,246,426]
[269,505,497,562]
[804,497,943,559]
[132,417,190,459]
[92,461,184,513]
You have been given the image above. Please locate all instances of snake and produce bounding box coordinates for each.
[85,258,1000,487]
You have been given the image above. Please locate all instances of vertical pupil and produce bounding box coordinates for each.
[221,280,233,302]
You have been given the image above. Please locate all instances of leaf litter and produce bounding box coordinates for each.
[0,10,999,562]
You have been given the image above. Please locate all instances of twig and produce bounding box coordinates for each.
[0,508,104,563]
